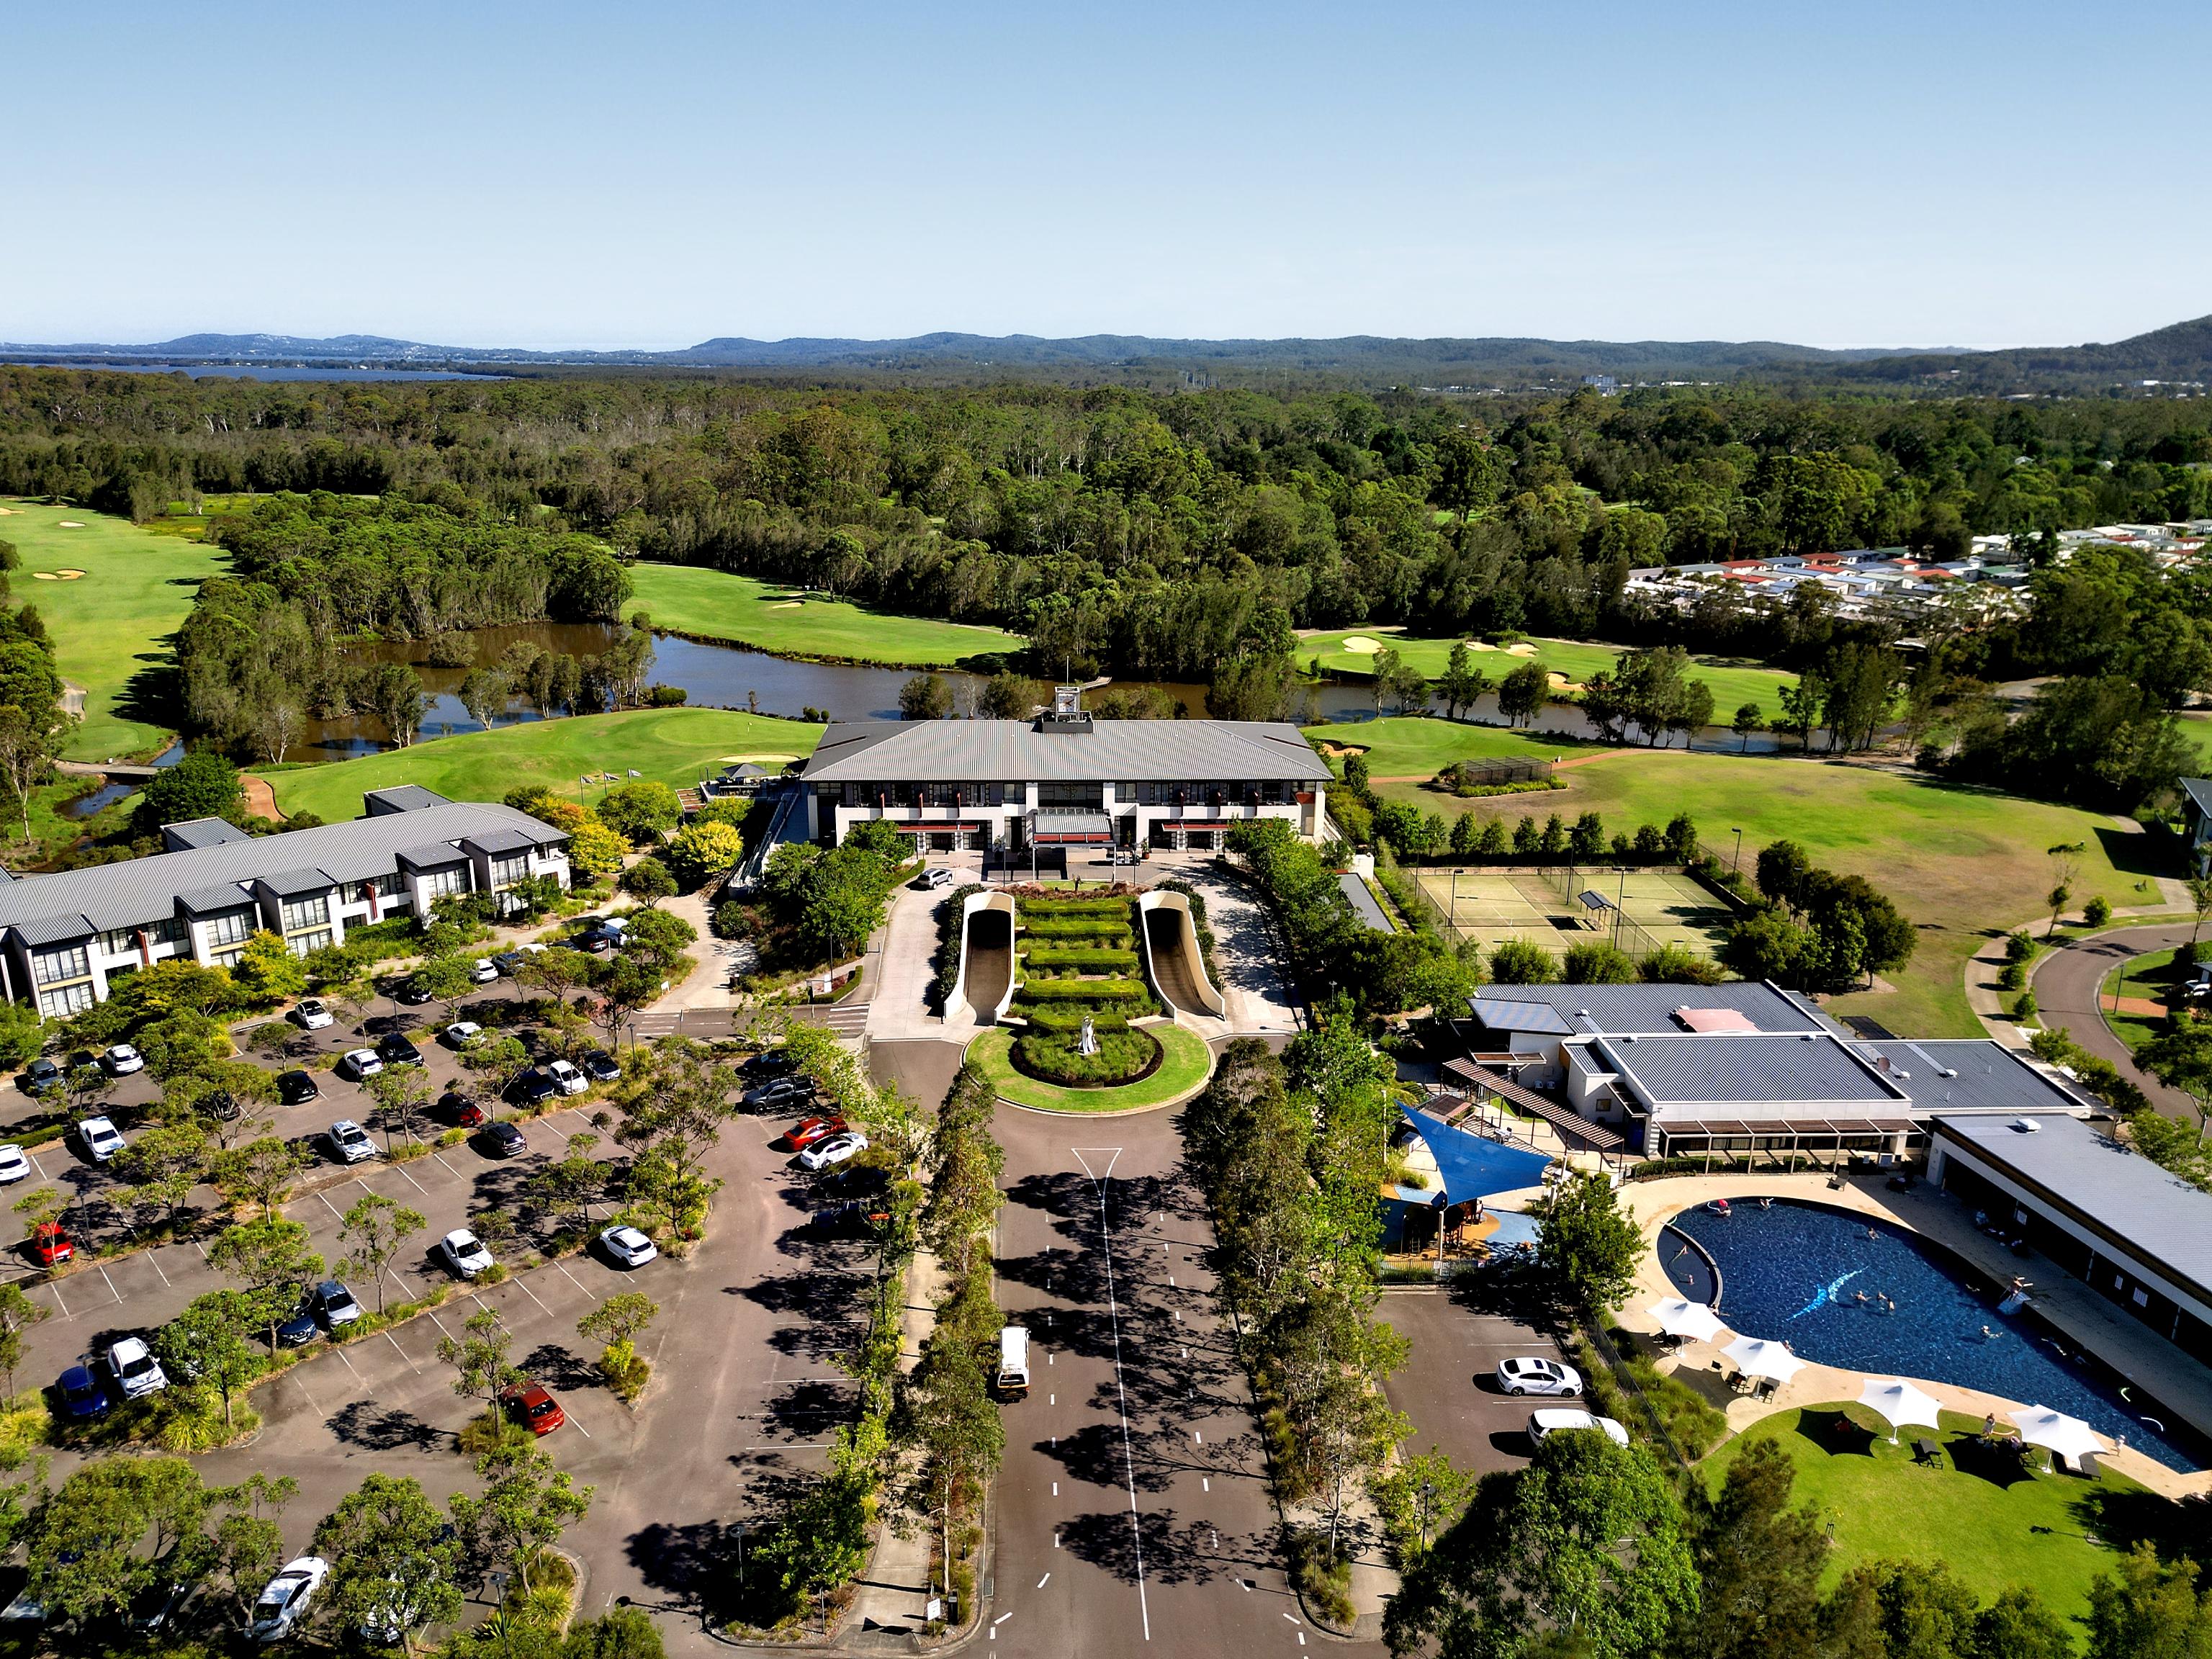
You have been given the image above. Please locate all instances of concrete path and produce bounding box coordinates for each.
[1162,866,1300,1038]
[866,881,958,1044]
[655,891,735,1011]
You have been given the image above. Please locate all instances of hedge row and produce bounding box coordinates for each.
[1015,977,1150,1001]
[1020,946,1141,973]
[1020,916,1132,939]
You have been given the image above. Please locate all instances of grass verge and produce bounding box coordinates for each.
[627,562,1022,666]
[966,1024,1213,1112]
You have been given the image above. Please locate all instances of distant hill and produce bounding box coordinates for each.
[4,317,2209,392]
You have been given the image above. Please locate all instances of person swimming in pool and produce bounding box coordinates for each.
[1981,1325,2000,1340]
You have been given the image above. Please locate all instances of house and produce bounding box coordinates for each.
[0,792,571,1018]
[798,688,1331,854]
[2181,778,2212,874]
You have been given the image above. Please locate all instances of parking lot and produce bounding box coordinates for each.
[1378,1272,1578,1475]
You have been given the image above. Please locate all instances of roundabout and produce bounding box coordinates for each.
[965,1022,1213,1114]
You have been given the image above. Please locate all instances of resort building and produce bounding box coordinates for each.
[1452,983,2094,1161]
[0,789,570,1019]
[1929,1113,2212,1367]
[799,691,1331,854]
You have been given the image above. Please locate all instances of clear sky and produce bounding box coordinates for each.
[5,0,2206,351]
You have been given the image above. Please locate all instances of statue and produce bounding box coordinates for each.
[1076,1013,1099,1056]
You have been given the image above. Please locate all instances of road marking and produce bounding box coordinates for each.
[96,1263,123,1305]
[1239,1579,1250,1591]
[317,1192,346,1220]
[1051,1481,1058,1496]
[1054,1532,1060,1548]
[331,1344,362,1377]
[554,1262,595,1298]
[425,1309,456,1339]
[145,1252,171,1287]
[383,1331,421,1372]
[44,1280,69,1319]
[1194,1431,1202,1444]
[26,1154,46,1180]
[1034,1573,1049,1589]
[1298,1633,1305,1646]
[1283,1614,1299,1624]
[511,1276,554,1316]
[291,1369,327,1416]
[569,1413,592,1439]
[998,1612,1016,1624]
[392,1162,431,1195]
[1079,1149,1150,1644]
[431,1154,459,1177]
[1047,1352,1053,1365]
[1202,1478,1210,1491]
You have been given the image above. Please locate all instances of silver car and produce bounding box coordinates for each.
[249,1557,330,1642]
[1496,1356,1583,1397]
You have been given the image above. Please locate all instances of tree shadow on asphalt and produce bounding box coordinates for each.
[624,1518,741,1621]
[518,1341,598,1393]
[1445,1252,1572,1340]
[760,1378,856,1436]
[1055,1506,1269,1590]
[328,1398,451,1452]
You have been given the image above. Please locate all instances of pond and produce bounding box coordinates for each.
[1668,1198,2209,1473]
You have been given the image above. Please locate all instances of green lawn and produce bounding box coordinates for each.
[264,709,822,822]
[1298,626,1794,715]
[1307,719,1607,778]
[966,1024,1213,1113]
[627,563,1024,667]
[1331,719,2157,1035]
[1704,1406,2170,1628]
[2100,948,2186,1053]
[0,498,228,760]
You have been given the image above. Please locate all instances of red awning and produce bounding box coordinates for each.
[899,822,986,832]
[1163,820,1230,830]
[1033,832,1112,844]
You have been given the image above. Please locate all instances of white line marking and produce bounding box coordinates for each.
[26,1154,46,1180]
[145,1252,171,1287]
[1284,1614,1299,1623]
[511,1276,553,1316]
[44,1280,68,1319]
[1298,1633,1305,1646]
[554,1262,594,1298]
[569,1413,592,1439]
[383,1331,421,1372]
[1203,1478,1210,1491]
[1239,1579,1251,1592]
[1054,1532,1060,1548]
[1049,1394,1054,1406]
[1052,1481,1058,1496]
[317,1192,346,1220]
[1194,1431,1202,1444]
[393,1162,430,1195]
[431,1154,459,1177]
[96,1264,123,1305]
[291,1369,327,1416]
[999,1611,1017,1624]
[1087,1156,1150,1642]
[331,1344,362,1377]
[424,1309,455,1339]
[1035,1573,1049,1588]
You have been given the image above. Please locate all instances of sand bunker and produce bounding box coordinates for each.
[1505,641,1539,656]
[30,572,54,581]
[0,506,17,516]
[1339,636,1385,654]
[770,601,803,609]
[57,521,85,529]
[55,570,83,580]
[1545,671,1585,692]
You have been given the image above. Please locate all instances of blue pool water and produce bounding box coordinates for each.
[1667,1200,2208,1473]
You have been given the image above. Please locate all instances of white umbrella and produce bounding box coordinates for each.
[1722,1336,1807,1383]
[2009,1406,2108,1467]
[1857,1377,1943,1443]
[1648,1298,1727,1343]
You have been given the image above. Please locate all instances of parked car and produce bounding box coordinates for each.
[469,958,498,984]
[202,1089,242,1120]
[100,1043,145,1076]
[325,1120,377,1164]
[127,1575,194,1635]
[500,1382,566,1436]
[917,867,956,889]
[375,1033,424,1069]
[507,1070,557,1107]
[783,1115,847,1151]
[747,1076,815,1111]
[1496,1357,1583,1397]
[572,927,615,955]
[798,1130,868,1172]
[598,1224,657,1268]
[276,1071,320,1106]
[580,1049,621,1082]
[19,1058,61,1097]
[107,1336,168,1401]
[1527,1408,1629,1447]
[248,1557,330,1642]
[77,1116,127,1164]
[392,981,434,1007]
[338,1048,383,1081]
[437,1228,495,1278]
[438,1090,486,1129]
[30,1223,71,1268]
[481,1121,529,1159]
[545,1059,588,1096]
[57,1362,109,1419]
[279,1281,361,1344]
[741,1048,799,1079]
[292,999,335,1030]
[442,1021,483,1048]
[0,1145,28,1185]
[811,1195,891,1236]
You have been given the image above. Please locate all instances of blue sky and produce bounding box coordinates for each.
[5,0,2206,349]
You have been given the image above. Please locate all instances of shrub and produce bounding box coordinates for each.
[1015,977,1150,1002]
[1489,939,1558,984]
[2005,930,2037,963]
[2084,896,2113,927]
[1019,945,1141,973]
[1012,1026,1160,1087]
[2012,991,2038,1023]
[1996,961,2025,991]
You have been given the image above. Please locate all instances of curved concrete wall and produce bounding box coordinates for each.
[948,890,1020,1024]
[1137,890,1227,1019]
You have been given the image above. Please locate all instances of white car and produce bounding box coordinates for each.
[101,1043,145,1076]
[921,867,956,889]
[599,1224,657,1268]
[338,1048,383,1081]
[0,1144,28,1185]
[799,1130,868,1172]
[248,1557,331,1642]
[107,1336,168,1400]
[326,1120,377,1164]
[545,1059,588,1096]
[437,1228,495,1279]
[469,958,498,984]
[1529,1408,1629,1447]
[1496,1357,1583,1397]
[292,999,335,1030]
[444,1021,484,1048]
[78,1115,127,1163]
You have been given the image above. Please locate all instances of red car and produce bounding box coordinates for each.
[783,1115,847,1151]
[500,1382,566,1436]
[30,1222,71,1268]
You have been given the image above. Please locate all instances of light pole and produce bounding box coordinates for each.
[1730,827,1744,876]
[1419,1480,1436,1553]
[925,1503,950,1604]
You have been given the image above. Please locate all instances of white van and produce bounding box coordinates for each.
[997,1326,1031,1396]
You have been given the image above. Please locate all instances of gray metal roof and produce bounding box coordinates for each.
[1338,872,1393,934]
[0,802,562,940]
[1934,1113,2212,1299]
[1470,981,1840,1037]
[802,718,1332,784]
[2182,778,2212,822]
[1593,1033,1906,1107]
[162,817,251,850]
[257,868,336,898]
[462,828,537,857]
[1851,1040,2094,1114]
[1468,998,1575,1036]
[363,785,453,813]
[13,912,92,948]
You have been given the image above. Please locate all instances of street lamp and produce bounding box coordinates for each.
[1730,827,1744,876]
[1419,1480,1436,1553]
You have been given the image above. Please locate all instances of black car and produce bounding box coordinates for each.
[507,1069,557,1107]
[572,927,619,954]
[746,1076,814,1110]
[375,1033,424,1069]
[275,1071,319,1107]
[580,1050,621,1083]
[392,980,435,1006]
[276,1280,361,1345]
[203,1089,243,1120]
[18,1058,61,1097]
[741,1049,800,1079]
[480,1121,529,1159]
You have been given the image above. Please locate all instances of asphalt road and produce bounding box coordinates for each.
[2031,923,2198,1118]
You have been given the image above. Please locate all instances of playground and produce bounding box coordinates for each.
[1413,865,1732,961]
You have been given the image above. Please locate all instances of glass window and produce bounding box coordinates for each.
[31,945,90,986]
[98,927,139,957]
[419,864,469,899]
[148,915,186,946]
[211,948,246,969]
[287,930,333,958]
[37,982,95,1019]
[202,910,253,948]
[279,894,329,932]
[488,855,529,887]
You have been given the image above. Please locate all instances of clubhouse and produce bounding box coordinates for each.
[799,690,1332,854]
[0,787,570,1019]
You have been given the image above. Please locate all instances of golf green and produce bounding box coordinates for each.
[628,563,1023,667]
[1298,626,1793,716]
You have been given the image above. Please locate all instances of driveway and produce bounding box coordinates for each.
[2030,923,2199,1119]
[1159,865,1300,1038]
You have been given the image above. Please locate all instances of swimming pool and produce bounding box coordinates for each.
[1665,1198,2208,1473]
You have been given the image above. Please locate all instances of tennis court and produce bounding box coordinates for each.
[1414,866,1730,961]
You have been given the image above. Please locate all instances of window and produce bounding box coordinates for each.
[487,855,529,887]
[418,864,469,899]
[288,930,333,958]
[31,945,89,986]
[279,894,329,932]
[1038,783,1102,810]
[202,910,252,948]
[147,916,186,946]
[36,983,95,1020]
[211,948,246,968]
[373,873,405,898]
[98,927,140,957]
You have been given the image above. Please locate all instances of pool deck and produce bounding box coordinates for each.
[1613,1170,2212,1501]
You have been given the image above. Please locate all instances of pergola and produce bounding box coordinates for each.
[1653,1115,1920,1170]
